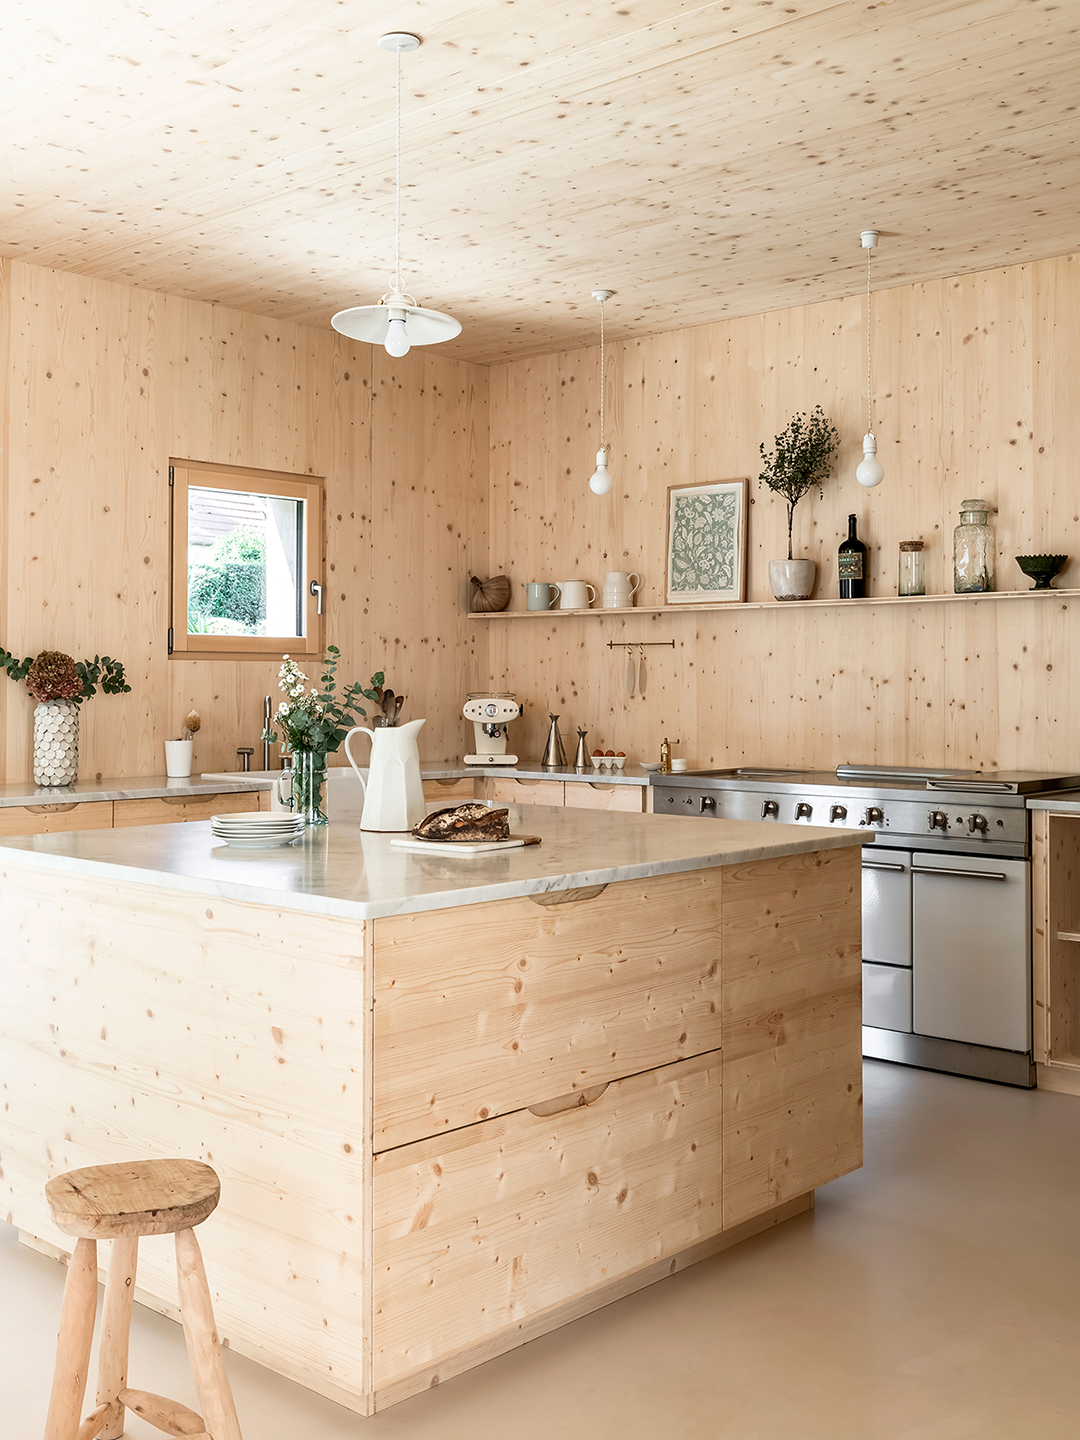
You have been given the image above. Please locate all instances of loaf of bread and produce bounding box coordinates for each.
[412,804,511,842]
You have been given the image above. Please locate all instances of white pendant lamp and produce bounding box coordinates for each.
[588,289,615,495]
[856,229,885,488]
[331,34,460,355]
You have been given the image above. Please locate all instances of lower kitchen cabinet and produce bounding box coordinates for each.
[487,776,565,805]
[0,800,114,836]
[863,962,913,1032]
[564,780,646,813]
[112,791,268,826]
[1032,809,1080,1093]
[421,777,480,803]
[371,1050,723,1395]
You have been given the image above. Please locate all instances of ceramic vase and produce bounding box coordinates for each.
[33,699,80,786]
[769,559,816,601]
[164,739,194,778]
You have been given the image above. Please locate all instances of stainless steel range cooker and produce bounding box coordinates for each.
[652,764,1080,1087]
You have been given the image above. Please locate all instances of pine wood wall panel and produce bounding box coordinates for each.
[0,260,487,779]
[486,253,1080,772]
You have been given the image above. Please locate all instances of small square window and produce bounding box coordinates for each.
[170,461,324,658]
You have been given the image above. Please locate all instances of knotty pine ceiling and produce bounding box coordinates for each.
[3,0,1078,363]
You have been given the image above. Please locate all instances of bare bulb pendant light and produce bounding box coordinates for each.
[331,34,461,355]
[588,289,614,495]
[856,229,885,488]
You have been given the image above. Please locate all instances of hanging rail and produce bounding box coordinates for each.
[606,640,674,649]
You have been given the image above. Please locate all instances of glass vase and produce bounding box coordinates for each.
[289,750,329,826]
[953,499,995,593]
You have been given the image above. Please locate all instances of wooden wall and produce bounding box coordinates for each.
[485,254,1080,772]
[0,259,489,779]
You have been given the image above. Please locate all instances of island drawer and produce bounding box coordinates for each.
[371,1049,723,1396]
[563,781,646,813]
[371,867,723,1152]
[0,800,114,836]
[112,791,268,826]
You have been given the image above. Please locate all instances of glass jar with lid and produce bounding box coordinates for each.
[953,499,995,593]
[898,540,925,597]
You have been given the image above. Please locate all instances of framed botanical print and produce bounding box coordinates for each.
[665,478,748,604]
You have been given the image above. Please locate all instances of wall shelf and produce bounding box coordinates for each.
[469,588,1080,619]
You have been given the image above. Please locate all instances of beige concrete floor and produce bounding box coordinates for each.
[5,1059,1080,1439]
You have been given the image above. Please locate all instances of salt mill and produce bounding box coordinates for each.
[573,728,589,770]
[541,713,568,769]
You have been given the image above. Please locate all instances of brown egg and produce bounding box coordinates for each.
[616,751,626,757]
[592,748,603,757]
[605,749,615,757]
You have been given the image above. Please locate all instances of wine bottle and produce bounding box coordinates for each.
[838,514,867,599]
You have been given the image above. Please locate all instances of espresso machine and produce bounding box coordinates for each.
[463,692,522,765]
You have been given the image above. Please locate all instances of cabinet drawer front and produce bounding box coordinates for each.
[563,781,645,813]
[487,777,564,806]
[0,800,113,836]
[372,867,723,1151]
[112,791,266,826]
[422,778,479,803]
[372,1050,723,1391]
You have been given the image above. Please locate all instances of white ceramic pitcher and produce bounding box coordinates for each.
[344,717,426,832]
[602,571,641,607]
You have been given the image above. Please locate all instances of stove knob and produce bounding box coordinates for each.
[863,806,884,826]
[700,795,717,814]
[968,812,989,833]
[829,804,848,823]
[795,802,813,820]
[761,799,779,819]
[928,810,949,831]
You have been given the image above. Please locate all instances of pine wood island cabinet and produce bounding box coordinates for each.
[0,807,863,1414]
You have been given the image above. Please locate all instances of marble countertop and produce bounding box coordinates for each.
[0,772,269,808]
[1028,791,1080,812]
[0,804,870,921]
[203,760,655,788]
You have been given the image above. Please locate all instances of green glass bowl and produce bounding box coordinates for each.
[1015,554,1068,589]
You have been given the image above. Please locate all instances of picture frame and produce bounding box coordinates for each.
[665,478,749,604]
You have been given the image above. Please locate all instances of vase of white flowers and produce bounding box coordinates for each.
[263,649,383,826]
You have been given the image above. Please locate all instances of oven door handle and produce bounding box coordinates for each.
[862,860,907,873]
[910,865,1009,882]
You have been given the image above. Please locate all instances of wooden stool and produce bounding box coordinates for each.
[42,1158,242,1440]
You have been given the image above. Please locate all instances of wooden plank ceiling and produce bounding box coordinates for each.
[1,0,1077,363]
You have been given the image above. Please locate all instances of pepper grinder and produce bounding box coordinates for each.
[660,736,672,773]
[573,728,589,770]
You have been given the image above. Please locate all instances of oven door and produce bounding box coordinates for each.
[911,851,1031,1052]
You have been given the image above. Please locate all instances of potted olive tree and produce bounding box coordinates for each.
[759,406,840,600]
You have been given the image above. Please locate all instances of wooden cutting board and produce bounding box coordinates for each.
[389,835,542,857]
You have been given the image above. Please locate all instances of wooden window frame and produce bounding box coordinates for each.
[169,459,324,660]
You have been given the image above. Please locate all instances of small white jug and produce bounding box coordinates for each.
[602,571,641,607]
[344,717,426,832]
[556,580,596,609]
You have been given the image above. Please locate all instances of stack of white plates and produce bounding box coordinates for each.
[211,813,306,849]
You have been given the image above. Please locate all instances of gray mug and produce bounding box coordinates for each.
[526,582,561,611]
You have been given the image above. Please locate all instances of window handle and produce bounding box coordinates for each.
[310,579,324,615]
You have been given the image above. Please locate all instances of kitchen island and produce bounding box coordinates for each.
[0,806,866,1414]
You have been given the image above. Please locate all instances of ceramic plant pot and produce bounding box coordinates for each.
[769,559,816,601]
[33,699,79,786]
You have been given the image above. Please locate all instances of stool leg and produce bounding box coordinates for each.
[95,1236,139,1440]
[175,1227,242,1440]
[44,1237,98,1440]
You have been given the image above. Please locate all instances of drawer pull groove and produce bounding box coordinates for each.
[529,884,608,908]
[24,802,79,815]
[527,1082,610,1118]
[587,784,616,793]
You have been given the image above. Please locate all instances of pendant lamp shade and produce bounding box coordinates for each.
[331,34,460,354]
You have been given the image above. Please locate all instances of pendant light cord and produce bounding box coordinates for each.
[599,297,605,451]
[392,45,403,293]
[865,245,873,436]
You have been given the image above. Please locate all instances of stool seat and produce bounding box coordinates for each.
[45,1158,220,1239]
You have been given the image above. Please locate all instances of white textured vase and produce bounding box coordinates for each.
[769,558,817,601]
[33,699,80,786]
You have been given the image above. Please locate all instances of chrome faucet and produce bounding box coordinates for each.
[263,695,272,771]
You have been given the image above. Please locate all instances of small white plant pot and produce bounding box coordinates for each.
[165,740,194,778]
[769,559,816,601]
